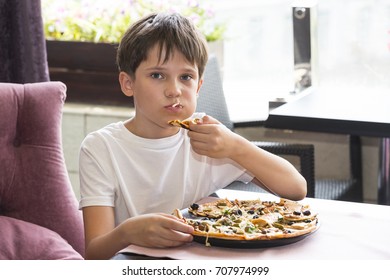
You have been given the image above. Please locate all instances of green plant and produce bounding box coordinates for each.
[42,0,226,43]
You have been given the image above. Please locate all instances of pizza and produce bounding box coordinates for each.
[173,198,319,245]
[168,118,201,130]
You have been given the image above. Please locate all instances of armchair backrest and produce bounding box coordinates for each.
[0,82,84,256]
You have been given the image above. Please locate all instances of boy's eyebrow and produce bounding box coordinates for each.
[144,65,198,74]
[144,65,167,71]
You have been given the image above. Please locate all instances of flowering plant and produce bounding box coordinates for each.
[42,0,225,43]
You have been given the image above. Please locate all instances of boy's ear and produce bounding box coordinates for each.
[196,78,204,95]
[119,72,134,97]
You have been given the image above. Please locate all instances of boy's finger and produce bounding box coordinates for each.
[200,115,219,124]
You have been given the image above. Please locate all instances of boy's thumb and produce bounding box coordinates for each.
[199,115,219,124]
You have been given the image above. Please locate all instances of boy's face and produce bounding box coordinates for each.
[120,44,203,138]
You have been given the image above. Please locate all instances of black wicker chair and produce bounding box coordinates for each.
[315,135,362,201]
[198,56,362,202]
[197,56,315,198]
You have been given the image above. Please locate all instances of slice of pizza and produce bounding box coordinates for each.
[168,112,206,130]
[168,118,201,130]
[188,199,233,219]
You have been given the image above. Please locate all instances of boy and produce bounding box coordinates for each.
[79,12,306,259]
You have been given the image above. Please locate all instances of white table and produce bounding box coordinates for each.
[117,189,390,260]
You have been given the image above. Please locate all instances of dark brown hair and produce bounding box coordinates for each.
[116,12,209,79]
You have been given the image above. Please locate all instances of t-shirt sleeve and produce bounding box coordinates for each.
[78,133,117,209]
[210,157,254,192]
[236,170,254,183]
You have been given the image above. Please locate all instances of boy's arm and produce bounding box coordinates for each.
[82,206,124,260]
[188,116,307,200]
[82,206,194,260]
[232,137,307,200]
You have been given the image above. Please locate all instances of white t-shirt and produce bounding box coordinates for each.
[79,121,253,225]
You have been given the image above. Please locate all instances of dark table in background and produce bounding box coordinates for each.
[265,88,390,205]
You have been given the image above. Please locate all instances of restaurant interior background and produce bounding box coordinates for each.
[47,0,390,204]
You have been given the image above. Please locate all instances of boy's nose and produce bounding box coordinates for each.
[165,80,182,98]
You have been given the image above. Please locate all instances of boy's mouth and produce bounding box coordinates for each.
[171,102,183,108]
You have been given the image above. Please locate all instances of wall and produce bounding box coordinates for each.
[62,104,134,201]
[62,104,379,204]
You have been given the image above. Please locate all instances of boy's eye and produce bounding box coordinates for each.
[181,75,192,81]
[151,73,163,79]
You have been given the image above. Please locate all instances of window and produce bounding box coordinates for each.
[215,0,390,108]
[42,0,390,114]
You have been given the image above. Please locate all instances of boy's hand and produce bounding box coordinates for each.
[188,115,241,159]
[124,213,194,248]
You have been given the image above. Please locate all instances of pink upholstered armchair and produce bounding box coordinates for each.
[0,82,84,259]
